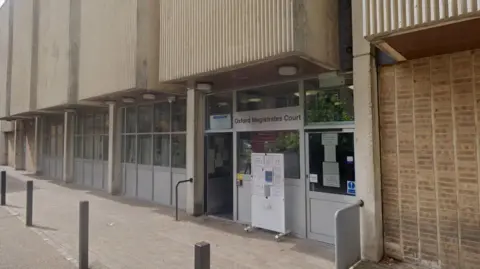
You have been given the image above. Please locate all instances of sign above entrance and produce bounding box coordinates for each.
[233,107,302,132]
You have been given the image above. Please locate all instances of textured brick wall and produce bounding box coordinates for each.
[379,50,480,268]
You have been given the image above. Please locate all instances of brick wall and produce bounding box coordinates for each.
[379,50,480,268]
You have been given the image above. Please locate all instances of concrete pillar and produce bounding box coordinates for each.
[13,119,24,170]
[352,0,383,262]
[0,122,7,165]
[63,110,75,183]
[186,87,206,216]
[24,118,38,173]
[107,102,122,195]
[36,117,44,174]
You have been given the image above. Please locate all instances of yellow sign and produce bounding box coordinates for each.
[236,173,244,181]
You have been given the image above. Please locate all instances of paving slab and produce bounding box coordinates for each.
[0,166,335,269]
[0,207,76,269]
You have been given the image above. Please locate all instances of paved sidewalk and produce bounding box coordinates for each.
[0,207,76,269]
[0,166,335,269]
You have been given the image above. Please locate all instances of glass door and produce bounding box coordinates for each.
[305,130,356,244]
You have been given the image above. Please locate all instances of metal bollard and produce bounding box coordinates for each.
[194,241,210,269]
[79,201,89,269]
[1,171,5,206]
[26,181,33,226]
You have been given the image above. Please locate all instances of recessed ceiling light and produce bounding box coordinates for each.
[217,102,229,107]
[196,83,213,92]
[278,65,298,76]
[248,98,262,103]
[142,93,156,100]
[122,97,135,103]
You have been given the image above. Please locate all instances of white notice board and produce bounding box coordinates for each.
[251,153,286,234]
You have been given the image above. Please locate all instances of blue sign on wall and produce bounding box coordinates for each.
[347,181,356,196]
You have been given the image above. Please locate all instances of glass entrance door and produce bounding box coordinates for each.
[305,130,356,244]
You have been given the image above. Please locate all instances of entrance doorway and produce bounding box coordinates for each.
[204,133,233,219]
[305,130,356,244]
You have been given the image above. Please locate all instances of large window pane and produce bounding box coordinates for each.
[56,125,63,157]
[237,131,300,179]
[94,135,105,160]
[154,102,170,133]
[84,136,93,159]
[85,115,94,135]
[172,99,186,132]
[125,107,137,133]
[75,115,83,135]
[237,82,299,112]
[153,135,170,166]
[74,136,82,158]
[206,92,232,130]
[102,135,109,161]
[305,78,354,124]
[125,135,136,163]
[138,135,152,165]
[171,134,186,168]
[138,105,153,133]
[94,114,104,135]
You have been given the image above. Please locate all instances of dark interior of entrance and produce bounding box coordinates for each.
[204,133,233,219]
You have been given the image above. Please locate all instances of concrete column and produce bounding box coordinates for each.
[33,117,40,173]
[24,118,38,173]
[352,0,383,262]
[186,87,206,216]
[13,119,24,170]
[36,117,44,174]
[0,123,7,165]
[63,110,75,183]
[107,102,122,195]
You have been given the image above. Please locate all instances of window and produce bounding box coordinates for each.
[172,99,186,132]
[237,131,300,179]
[206,92,232,130]
[138,105,153,133]
[153,135,169,166]
[121,102,186,170]
[305,77,354,124]
[154,103,170,133]
[237,82,299,112]
[171,134,186,168]
[75,112,108,160]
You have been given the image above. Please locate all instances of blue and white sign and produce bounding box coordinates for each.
[347,181,356,196]
[210,114,232,130]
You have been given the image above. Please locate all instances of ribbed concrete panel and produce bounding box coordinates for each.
[363,0,480,37]
[158,0,295,82]
[0,1,10,118]
[10,0,34,115]
[36,0,70,110]
[78,0,137,100]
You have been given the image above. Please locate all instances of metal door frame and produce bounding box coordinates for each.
[305,128,356,244]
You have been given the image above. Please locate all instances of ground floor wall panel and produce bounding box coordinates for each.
[122,163,187,209]
[74,159,107,191]
[379,50,480,268]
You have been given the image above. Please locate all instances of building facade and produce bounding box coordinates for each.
[4,0,480,267]
[363,0,480,268]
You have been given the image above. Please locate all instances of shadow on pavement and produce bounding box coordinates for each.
[33,224,58,232]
